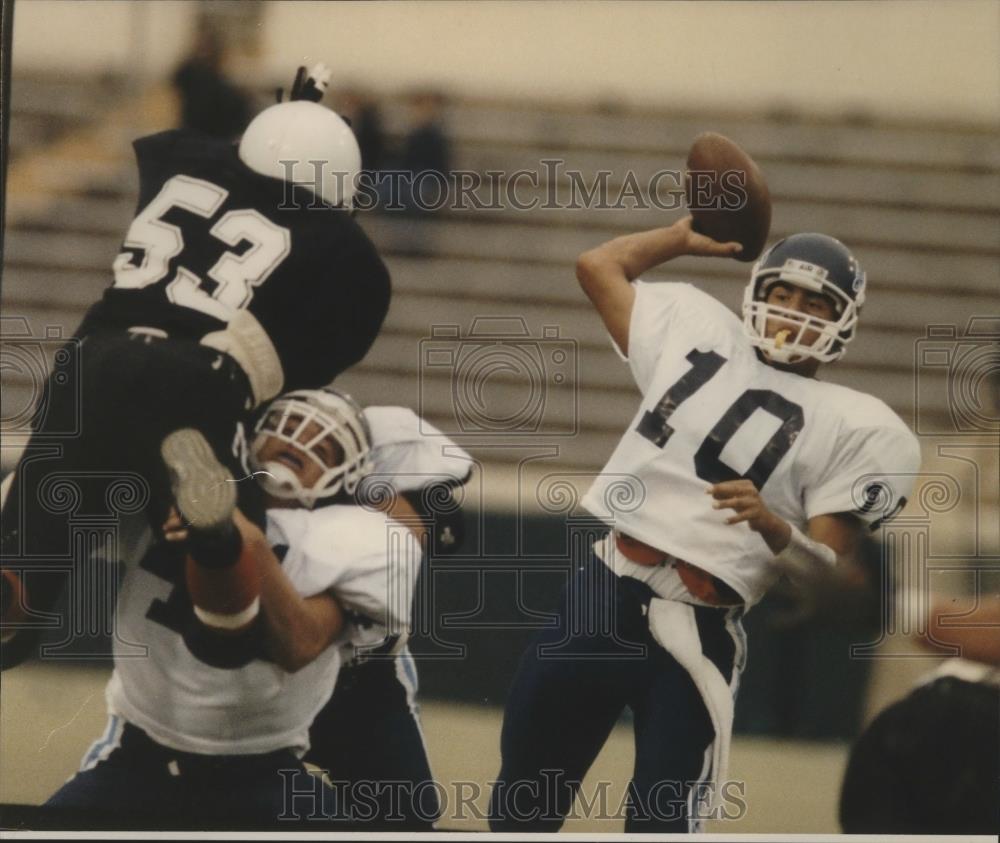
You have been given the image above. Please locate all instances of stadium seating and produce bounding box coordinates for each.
[3,79,997,473]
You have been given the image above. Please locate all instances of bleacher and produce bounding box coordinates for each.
[3,76,998,474]
[7,74,130,161]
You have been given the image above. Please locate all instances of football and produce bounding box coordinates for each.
[685,132,771,262]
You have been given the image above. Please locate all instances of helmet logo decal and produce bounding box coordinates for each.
[783,258,828,280]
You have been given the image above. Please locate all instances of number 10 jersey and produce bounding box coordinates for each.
[582,281,920,607]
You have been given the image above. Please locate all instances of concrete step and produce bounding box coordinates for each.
[361,216,1000,293]
[449,144,1000,212]
[11,182,998,263]
[380,256,998,334]
[442,105,1000,171]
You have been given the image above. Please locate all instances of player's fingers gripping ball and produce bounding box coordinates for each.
[677,215,743,258]
[684,132,772,262]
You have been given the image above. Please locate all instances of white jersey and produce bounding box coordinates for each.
[582,281,920,607]
[362,405,475,493]
[268,504,424,661]
[106,504,413,756]
[107,408,468,751]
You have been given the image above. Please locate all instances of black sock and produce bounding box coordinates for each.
[187,522,242,569]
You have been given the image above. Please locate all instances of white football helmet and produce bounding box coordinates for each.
[238,100,361,208]
[251,387,372,507]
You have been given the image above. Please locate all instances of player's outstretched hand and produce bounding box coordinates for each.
[708,479,790,553]
[674,216,743,259]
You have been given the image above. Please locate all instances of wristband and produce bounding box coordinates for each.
[774,525,837,578]
[194,597,260,631]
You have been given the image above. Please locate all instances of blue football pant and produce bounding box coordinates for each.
[307,648,439,829]
[490,556,740,832]
[45,717,339,829]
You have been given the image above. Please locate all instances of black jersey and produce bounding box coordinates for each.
[81,129,391,390]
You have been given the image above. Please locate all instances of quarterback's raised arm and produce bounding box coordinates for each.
[575,216,741,355]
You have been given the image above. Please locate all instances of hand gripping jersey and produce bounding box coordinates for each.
[582,282,920,607]
[81,129,390,391]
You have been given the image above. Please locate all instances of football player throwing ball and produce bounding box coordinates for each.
[490,217,920,832]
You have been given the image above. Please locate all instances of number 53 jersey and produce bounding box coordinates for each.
[582,281,921,607]
[82,129,390,391]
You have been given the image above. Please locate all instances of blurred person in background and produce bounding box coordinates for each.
[172,29,252,142]
[380,89,452,254]
[0,66,390,671]
[400,90,451,191]
[763,509,1000,834]
[386,90,451,217]
[337,88,386,176]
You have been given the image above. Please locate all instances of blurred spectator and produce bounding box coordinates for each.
[839,659,999,834]
[377,89,452,254]
[397,89,451,216]
[772,534,1000,833]
[338,88,386,174]
[401,90,451,178]
[172,29,251,141]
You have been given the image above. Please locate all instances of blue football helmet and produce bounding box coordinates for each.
[742,233,866,364]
